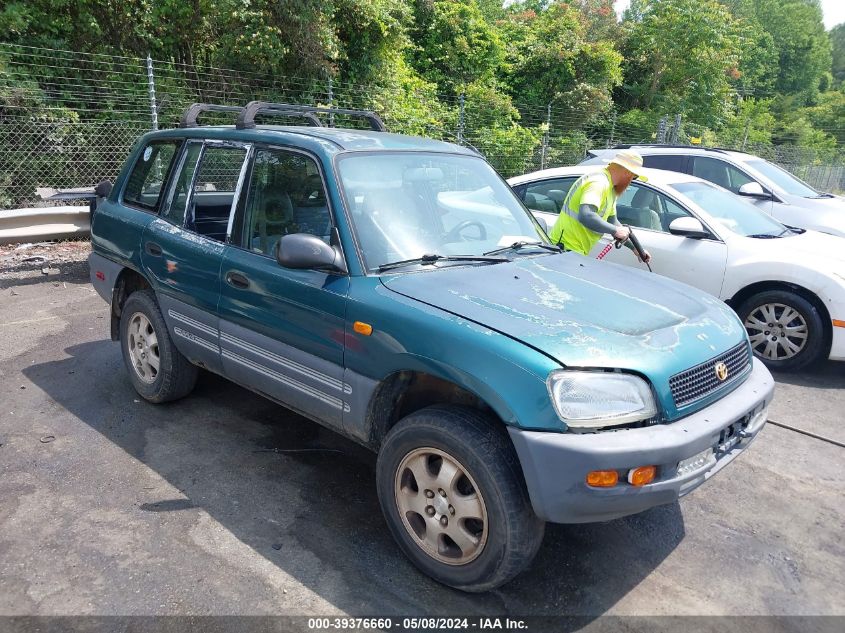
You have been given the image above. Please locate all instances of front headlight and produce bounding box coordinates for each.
[547,370,657,429]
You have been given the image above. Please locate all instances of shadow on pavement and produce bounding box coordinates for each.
[22,340,685,623]
[770,360,845,389]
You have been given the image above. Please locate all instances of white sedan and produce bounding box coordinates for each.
[508,166,845,371]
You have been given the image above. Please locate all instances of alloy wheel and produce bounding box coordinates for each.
[126,312,160,384]
[394,447,488,566]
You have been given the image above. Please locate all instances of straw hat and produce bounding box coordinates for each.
[608,149,648,182]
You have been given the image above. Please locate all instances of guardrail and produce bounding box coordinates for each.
[0,206,91,245]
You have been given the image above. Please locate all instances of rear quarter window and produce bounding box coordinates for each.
[123,140,180,211]
[642,154,686,172]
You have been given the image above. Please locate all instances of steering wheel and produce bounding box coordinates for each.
[443,220,487,243]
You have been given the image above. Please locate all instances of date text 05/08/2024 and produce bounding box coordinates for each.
[307,618,528,630]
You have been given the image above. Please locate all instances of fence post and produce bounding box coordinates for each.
[541,102,551,170]
[741,118,750,151]
[327,76,335,128]
[608,110,617,148]
[457,93,465,143]
[656,116,667,143]
[671,113,682,143]
[146,54,158,131]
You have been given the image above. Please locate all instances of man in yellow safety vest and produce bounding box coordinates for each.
[549,149,652,264]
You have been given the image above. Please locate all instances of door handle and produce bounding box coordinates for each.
[225,271,250,289]
[145,241,163,257]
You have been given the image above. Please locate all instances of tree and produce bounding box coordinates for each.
[751,0,831,100]
[409,0,504,93]
[501,2,622,124]
[831,23,845,85]
[620,0,743,126]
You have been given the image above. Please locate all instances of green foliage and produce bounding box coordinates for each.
[621,0,743,126]
[751,0,832,101]
[831,24,845,85]
[501,2,622,123]
[409,0,503,93]
[0,0,843,205]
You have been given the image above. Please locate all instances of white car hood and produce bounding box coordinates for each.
[743,229,845,267]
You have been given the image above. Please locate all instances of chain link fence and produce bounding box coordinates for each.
[2,42,843,209]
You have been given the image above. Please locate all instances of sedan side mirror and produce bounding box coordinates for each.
[738,182,772,199]
[276,233,347,274]
[669,217,710,239]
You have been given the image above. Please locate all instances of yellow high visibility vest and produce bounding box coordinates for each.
[549,169,617,255]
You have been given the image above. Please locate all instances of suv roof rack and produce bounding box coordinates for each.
[179,103,326,129]
[236,101,387,132]
[180,104,244,128]
[609,144,744,155]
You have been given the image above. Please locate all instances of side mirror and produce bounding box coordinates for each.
[95,180,113,198]
[738,182,771,199]
[276,233,346,273]
[533,214,549,233]
[90,180,113,214]
[669,216,710,239]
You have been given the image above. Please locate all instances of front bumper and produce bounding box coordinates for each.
[509,358,774,524]
[829,323,845,361]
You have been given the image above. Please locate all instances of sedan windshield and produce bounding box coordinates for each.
[336,152,547,272]
[671,181,791,238]
[745,159,819,197]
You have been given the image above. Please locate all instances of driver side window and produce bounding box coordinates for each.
[616,183,692,233]
[238,149,331,257]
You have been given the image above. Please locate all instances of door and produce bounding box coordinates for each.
[141,140,251,373]
[592,182,728,297]
[218,146,350,428]
[689,155,775,216]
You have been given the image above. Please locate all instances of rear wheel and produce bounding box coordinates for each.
[737,289,826,371]
[119,290,198,402]
[376,405,544,592]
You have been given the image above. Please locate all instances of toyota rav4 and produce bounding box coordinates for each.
[88,102,774,592]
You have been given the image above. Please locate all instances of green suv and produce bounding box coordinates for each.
[89,102,773,591]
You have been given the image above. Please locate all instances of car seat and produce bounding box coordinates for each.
[624,188,662,231]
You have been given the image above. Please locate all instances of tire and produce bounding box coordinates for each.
[376,405,544,592]
[737,289,826,371]
[119,289,198,402]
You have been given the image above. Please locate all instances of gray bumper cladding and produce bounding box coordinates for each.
[509,358,775,524]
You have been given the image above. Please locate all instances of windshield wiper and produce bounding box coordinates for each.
[483,241,561,256]
[746,233,780,239]
[809,193,835,199]
[377,253,507,272]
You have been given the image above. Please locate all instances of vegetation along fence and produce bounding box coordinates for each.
[2,42,843,210]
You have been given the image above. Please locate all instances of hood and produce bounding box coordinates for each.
[788,195,845,236]
[382,253,747,419]
[752,229,845,265]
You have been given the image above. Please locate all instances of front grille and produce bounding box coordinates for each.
[669,342,750,407]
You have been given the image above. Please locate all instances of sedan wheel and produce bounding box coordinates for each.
[744,302,808,361]
[737,289,826,371]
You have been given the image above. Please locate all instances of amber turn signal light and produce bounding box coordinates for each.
[627,465,657,487]
[353,321,373,336]
[586,470,618,488]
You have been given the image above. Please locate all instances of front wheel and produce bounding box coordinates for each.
[376,406,544,592]
[737,289,826,371]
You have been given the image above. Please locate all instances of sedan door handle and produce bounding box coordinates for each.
[225,271,250,289]
[145,241,163,257]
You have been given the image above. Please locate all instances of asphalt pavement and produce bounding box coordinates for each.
[1,252,843,624]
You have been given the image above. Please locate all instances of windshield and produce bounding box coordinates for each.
[671,181,790,237]
[745,159,819,197]
[337,152,546,272]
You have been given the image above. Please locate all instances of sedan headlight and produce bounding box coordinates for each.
[547,370,657,429]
